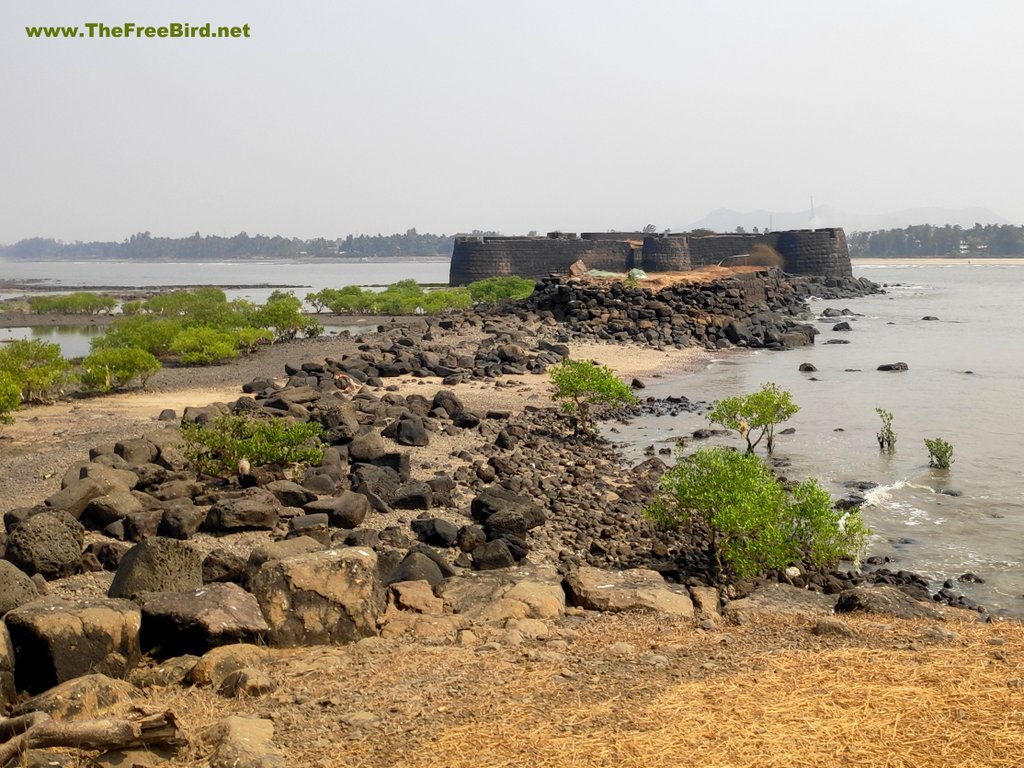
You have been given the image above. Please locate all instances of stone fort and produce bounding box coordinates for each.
[448,228,852,285]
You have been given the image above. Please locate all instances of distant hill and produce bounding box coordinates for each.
[686,206,1011,233]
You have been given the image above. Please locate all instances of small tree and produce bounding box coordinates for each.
[646,446,868,580]
[924,437,954,469]
[549,359,637,438]
[875,407,896,453]
[78,348,161,393]
[0,339,70,403]
[708,382,798,455]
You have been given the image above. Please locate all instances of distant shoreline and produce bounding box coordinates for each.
[852,257,1024,266]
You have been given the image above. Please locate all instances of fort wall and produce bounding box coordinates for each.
[449,228,852,285]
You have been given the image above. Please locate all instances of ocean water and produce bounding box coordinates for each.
[615,263,1024,615]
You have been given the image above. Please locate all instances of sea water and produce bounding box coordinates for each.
[615,263,1024,615]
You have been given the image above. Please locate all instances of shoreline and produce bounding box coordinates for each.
[853,256,1024,266]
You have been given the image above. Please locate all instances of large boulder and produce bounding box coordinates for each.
[721,582,835,623]
[835,585,945,620]
[5,597,142,694]
[0,624,15,712]
[83,491,145,527]
[563,567,694,616]
[265,480,317,509]
[5,510,84,579]
[139,583,270,657]
[12,673,138,720]
[249,548,384,647]
[206,716,286,768]
[108,537,203,599]
[44,477,108,519]
[205,488,281,531]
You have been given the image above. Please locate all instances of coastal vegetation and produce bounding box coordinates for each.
[78,348,161,393]
[549,359,637,438]
[925,437,954,469]
[849,223,1024,257]
[0,371,20,424]
[0,339,70,404]
[875,407,897,453]
[28,292,117,315]
[708,382,799,456]
[305,276,533,316]
[180,413,326,478]
[646,446,868,580]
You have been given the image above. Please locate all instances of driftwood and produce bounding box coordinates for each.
[0,710,184,767]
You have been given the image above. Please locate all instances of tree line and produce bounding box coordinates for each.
[848,223,1024,257]
[0,229,497,261]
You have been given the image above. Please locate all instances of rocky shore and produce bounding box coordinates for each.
[0,267,1008,768]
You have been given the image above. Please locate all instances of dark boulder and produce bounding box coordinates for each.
[5,511,83,580]
[108,537,203,599]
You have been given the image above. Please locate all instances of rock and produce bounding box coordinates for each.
[456,524,487,553]
[689,586,721,619]
[0,560,41,617]
[812,617,856,638]
[245,537,323,579]
[108,537,203,599]
[563,567,693,616]
[389,580,444,615]
[389,415,431,447]
[472,540,516,570]
[877,362,909,372]
[122,508,164,542]
[303,491,370,528]
[6,597,141,694]
[159,500,205,540]
[385,552,444,588]
[411,517,459,547]
[431,390,464,416]
[115,438,160,465]
[5,510,84,579]
[84,491,145,527]
[139,583,270,657]
[0,625,15,711]
[835,585,944,620]
[722,583,835,623]
[45,477,108,519]
[218,667,277,698]
[205,488,281,531]
[471,486,546,537]
[347,432,390,463]
[265,480,317,508]
[188,643,267,687]
[798,362,817,372]
[249,548,385,647]
[203,548,247,585]
[12,674,138,720]
[831,321,852,331]
[130,654,200,689]
[922,316,939,321]
[205,716,286,768]
[451,410,481,428]
[391,482,434,510]
[79,464,139,492]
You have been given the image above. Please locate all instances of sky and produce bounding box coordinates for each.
[2,1,1022,243]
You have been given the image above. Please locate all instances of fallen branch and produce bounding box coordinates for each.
[0,710,184,767]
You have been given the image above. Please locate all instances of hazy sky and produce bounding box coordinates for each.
[2,1,1021,242]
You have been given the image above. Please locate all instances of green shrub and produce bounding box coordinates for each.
[421,288,472,314]
[253,291,304,341]
[708,382,799,455]
[549,358,638,437]
[875,407,896,453]
[302,318,324,338]
[120,300,145,316]
[169,327,239,365]
[0,339,70,403]
[646,446,868,579]
[0,371,21,424]
[467,276,535,305]
[180,413,325,477]
[78,348,161,393]
[28,292,117,315]
[234,327,275,354]
[925,437,954,469]
[92,316,183,357]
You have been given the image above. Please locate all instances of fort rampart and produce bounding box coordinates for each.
[448,228,852,285]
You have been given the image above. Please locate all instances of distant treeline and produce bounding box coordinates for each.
[0,229,499,261]
[848,224,1024,257]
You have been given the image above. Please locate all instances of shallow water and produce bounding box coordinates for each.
[614,264,1024,615]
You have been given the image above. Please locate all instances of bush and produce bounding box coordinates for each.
[92,316,183,358]
[549,358,637,437]
[28,292,117,315]
[0,371,21,424]
[646,447,868,579]
[234,327,275,354]
[180,413,325,477]
[708,382,799,455]
[78,348,161,393]
[169,327,239,365]
[925,437,954,469]
[467,276,535,305]
[0,339,70,403]
[254,291,305,341]
[875,407,896,453]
